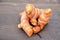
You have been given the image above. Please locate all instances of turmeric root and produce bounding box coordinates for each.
[25,4,41,34]
[32,8,41,33]
[38,9,51,30]
[18,4,52,37]
[25,4,38,26]
[18,12,33,37]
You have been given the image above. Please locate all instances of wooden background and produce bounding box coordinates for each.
[0,0,60,40]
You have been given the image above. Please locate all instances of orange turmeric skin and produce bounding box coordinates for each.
[25,4,41,34]
[18,11,33,37]
[25,4,38,26]
[32,8,41,34]
[33,8,51,33]
[38,9,51,30]
[24,4,41,34]
[33,26,41,33]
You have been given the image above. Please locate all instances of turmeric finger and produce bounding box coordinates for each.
[22,26,33,37]
[30,19,37,26]
[33,26,41,34]
[38,9,51,30]
[30,8,39,26]
[19,12,33,37]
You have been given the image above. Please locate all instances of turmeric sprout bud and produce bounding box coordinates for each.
[25,4,34,14]
[45,8,51,14]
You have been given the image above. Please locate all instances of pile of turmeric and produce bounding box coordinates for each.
[18,4,52,37]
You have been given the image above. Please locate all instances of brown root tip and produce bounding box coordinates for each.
[25,4,34,15]
[45,8,52,14]
[26,29,33,37]
[18,24,22,29]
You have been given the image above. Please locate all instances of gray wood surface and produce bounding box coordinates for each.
[0,1,60,40]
